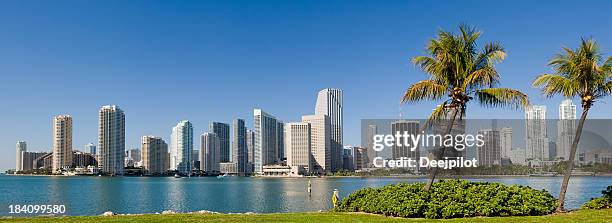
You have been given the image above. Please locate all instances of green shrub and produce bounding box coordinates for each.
[335,180,558,219]
[582,185,612,210]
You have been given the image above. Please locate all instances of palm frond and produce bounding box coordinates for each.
[474,88,529,109]
[532,74,578,98]
[402,80,447,103]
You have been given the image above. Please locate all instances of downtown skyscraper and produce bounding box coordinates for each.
[525,105,549,163]
[557,99,577,160]
[302,114,331,173]
[98,105,125,175]
[253,109,279,174]
[233,119,248,174]
[315,88,343,172]
[200,132,220,172]
[141,136,168,175]
[52,115,73,173]
[171,120,193,175]
[210,122,230,162]
[391,120,420,161]
[15,141,27,171]
[284,122,311,173]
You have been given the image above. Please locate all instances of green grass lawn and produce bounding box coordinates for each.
[1,209,611,223]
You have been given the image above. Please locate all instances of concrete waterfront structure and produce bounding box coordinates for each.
[52,115,73,173]
[253,109,279,174]
[141,136,168,175]
[233,119,248,174]
[200,132,221,172]
[284,122,311,174]
[246,129,255,172]
[301,114,331,173]
[171,120,193,175]
[315,88,343,172]
[15,141,27,171]
[20,151,48,171]
[210,122,230,162]
[98,105,125,175]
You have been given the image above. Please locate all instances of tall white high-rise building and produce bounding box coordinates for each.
[141,136,168,175]
[525,105,549,163]
[98,105,125,175]
[52,115,73,173]
[246,129,255,165]
[557,99,577,160]
[315,88,343,172]
[15,141,27,171]
[365,124,378,166]
[302,114,331,173]
[200,132,220,172]
[253,109,279,174]
[85,143,96,155]
[171,120,193,175]
[500,127,513,158]
[284,122,311,172]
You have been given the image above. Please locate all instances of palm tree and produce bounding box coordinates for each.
[402,25,529,191]
[532,38,612,212]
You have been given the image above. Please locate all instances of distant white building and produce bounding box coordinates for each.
[301,114,331,173]
[98,105,125,175]
[253,109,279,174]
[85,143,96,156]
[284,122,311,175]
[15,141,27,171]
[200,132,220,172]
[500,127,512,158]
[557,99,577,161]
[171,120,193,175]
[525,105,549,163]
[315,88,343,172]
[509,148,527,165]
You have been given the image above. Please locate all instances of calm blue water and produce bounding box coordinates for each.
[0,175,610,216]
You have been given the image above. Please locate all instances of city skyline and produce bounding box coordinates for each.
[2,1,612,171]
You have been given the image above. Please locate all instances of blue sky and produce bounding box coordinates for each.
[1,0,611,170]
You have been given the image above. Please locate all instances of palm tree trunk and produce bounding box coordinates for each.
[556,107,589,212]
[423,108,459,191]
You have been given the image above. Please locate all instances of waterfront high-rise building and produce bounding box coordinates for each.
[315,88,343,172]
[141,136,168,175]
[52,115,73,173]
[98,105,125,175]
[246,129,255,164]
[277,121,285,161]
[253,109,279,174]
[21,151,48,171]
[390,120,420,162]
[302,114,331,173]
[500,127,513,158]
[353,147,368,170]
[284,122,311,173]
[525,105,549,163]
[15,141,27,171]
[210,122,230,162]
[171,120,193,175]
[233,119,248,174]
[477,129,502,166]
[365,124,378,167]
[557,99,577,160]
[200,132,221,172]
[85,143,96,156]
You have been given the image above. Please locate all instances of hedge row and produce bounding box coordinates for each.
[335,180,558,219]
